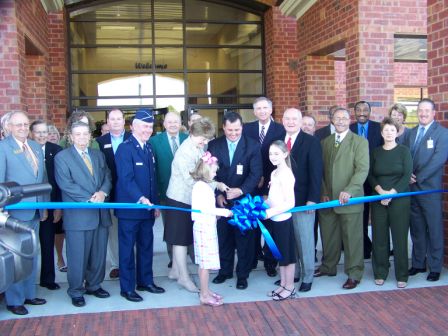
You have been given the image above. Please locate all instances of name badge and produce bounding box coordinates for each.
[236,164,243,175]
[136,162,143,166]
[427,138,434,149]
[104,144,112,149]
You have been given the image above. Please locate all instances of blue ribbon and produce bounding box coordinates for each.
[228,195,283,261]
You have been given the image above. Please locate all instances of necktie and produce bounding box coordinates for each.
[335,134,341,148]
[259,125,265,144]
[411,126,425,155]
[286,137,292,152]
[360,125,366,138]
[171,136,178,155]
[23,144,37,176]
[229,142,236,164]
[82,151,93,176]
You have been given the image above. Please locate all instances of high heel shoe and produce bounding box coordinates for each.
[272,287,296,301]
[178,279,199,293]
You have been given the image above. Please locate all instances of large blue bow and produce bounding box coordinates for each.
[228,195,283,260]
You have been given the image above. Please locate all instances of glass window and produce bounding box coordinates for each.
[154,0,182,20]
[185,0,261,21]
[71,48,152,71]
[187,73,262,95]
[154,22,183,45]
[155,97,185,113]
[154,48,183,70]
[186,48,261,70]
[72,98,155,109]
[394,36,427,61]
[186,23,261,46]
[70,0,151,20]
[70,22,152,45]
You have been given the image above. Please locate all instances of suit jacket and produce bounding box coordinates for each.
[96,131,131,202]
[349,120,383,153]
[321,131,369,214]
[0,136,47,221]
[290,131,323,205]
[243,120,285,195]
[114,135,158,220]
[44,141,63,202]
[149,131,188,200]
[208,135,262,205]
[315,124,332,141]
[403,121,448,192]
[55,146,112,230]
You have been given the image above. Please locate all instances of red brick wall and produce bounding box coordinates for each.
[25,55,47,119]
[394,62,427,87]
[48,11,68,131]
[264,7,299,121]
[335,60,347,108]
[0,0,22,112]
[427,0,448,264]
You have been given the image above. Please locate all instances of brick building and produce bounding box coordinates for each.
[0,0,446,259]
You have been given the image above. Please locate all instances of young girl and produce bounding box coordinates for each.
[191,152,232,307]
[265,140,297,300]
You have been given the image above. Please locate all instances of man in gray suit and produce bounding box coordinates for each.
[403,98,448,282]
[55,121,112,307]
[0,111,48,315]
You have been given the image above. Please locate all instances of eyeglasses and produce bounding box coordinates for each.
[33,131,48,135]
[10,123,30,128]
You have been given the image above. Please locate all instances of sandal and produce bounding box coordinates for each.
[58,265,67,273]
[272,287,296,301]
[374,279,384,286]
[200,296,223,307]
[267,286,285,298]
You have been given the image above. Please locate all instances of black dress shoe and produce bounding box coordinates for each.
[408,267,426,276]
[7,305,28,315]
[427,272,440,282]
[299,282,312,292]
[136,284,165,294]
[266,268,277,277]
[71,296,86,307]
[40,283,60,290]
[236,278,248,290]
[24,298,46,305]
[212,274,233,284]
[121,291,143,302]
[86,287,110,298]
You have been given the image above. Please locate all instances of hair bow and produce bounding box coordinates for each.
[201,151,218,165]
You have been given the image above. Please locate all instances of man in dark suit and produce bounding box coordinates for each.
[30,120,62,291]
[283,108,323,292]
[115,109,165,302]
[149,111,188,267]
[0,111,48,316]
[96,108,131,279]
[242,97,285,276]
[315,105,338,141]
[403,98,448,282]
[349,101,382,259]
[55,121,112,308]
[208,111,262,290]
[316,107,369,290]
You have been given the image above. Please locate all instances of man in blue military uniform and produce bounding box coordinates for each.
[115,108,165,302]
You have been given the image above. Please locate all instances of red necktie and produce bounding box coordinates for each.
[286,137,292,152]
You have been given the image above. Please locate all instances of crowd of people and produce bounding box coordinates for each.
[0,96,447,315]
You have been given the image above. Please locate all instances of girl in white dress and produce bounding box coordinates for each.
[265,140,297,300]
[191,152,231,306]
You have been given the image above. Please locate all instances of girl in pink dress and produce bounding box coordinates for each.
[265,140,297,300]
[191,152,231,306]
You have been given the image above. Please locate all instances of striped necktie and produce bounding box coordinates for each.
[23,144,38,176]
[171,136,178,155]
[259,125,265,144]
[82,151,93,175]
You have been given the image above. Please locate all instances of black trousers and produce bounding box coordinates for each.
[217,217,255,280]
[39,210,57,285]
[363,183,373,257]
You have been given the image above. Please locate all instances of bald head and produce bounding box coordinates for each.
[164,112,181,136]
[282,108,302,135]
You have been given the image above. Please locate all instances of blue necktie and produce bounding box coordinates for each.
[229,142,236,164]
[360,125,366,138]
[411,126,425,156]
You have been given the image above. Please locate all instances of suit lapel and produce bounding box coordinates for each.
[161,132,174,161]
[7,137,37,177]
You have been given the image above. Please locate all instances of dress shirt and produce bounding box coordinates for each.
[110,131,125,154]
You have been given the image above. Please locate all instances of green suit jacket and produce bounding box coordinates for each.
[149,131,188,200]
[321,131,369,214]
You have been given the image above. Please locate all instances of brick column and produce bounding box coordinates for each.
[427,0,448,264]
[264,7,299,121]
[298,56,335,125]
